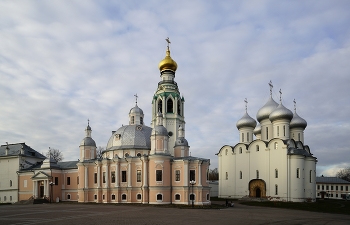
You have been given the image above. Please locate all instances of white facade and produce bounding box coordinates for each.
[217,87,317,202]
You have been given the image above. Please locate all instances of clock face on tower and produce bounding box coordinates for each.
[168,131,173,137]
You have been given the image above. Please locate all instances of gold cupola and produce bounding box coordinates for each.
[158,39,177,72]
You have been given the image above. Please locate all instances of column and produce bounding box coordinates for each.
[198,162,202,186]
[128,163,131,187]
[44,180,47,197]
[143,159,148,187]
[184,162,188,186]
[115,162,119,187]
[105,164,109,188]
[97,166,101,188]
[84,166,88,188]
[33,181,36,198]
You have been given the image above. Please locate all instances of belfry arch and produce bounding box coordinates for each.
[249,179,266,198]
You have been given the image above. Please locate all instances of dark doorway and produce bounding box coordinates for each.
[256,188,261,198]
[40,185,44,198]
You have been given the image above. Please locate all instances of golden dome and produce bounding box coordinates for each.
[158,47,177,72]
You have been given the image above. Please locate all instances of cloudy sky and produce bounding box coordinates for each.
[1,0,349,176]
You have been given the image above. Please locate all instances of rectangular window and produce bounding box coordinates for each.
[67,177,71,185]
[336,186,338,191]
[24,180,27,188]
[296,168,300,178]
[283,125,286,136]
[175,170,180,181]
[275,169,278,178]
[240,171,242,179]
[55,177,58,185]
[317,185,320,190]
[112,194,115,200]
[275,185,278,195]
[326,185,329,190]
[225,172,228,180]
[156,170,162,181]
[242,133,244,142]
[190,170,196,181]
[346,186,348,191]
[137,170,141,182]
[246,132,249,142]
[309,170,312,183]
[277,126,279,136]
[103,172,106,183]
[331,186,333,190]
[111,171,115,183]
[322,185,324,190]
[256,170,259,179]
[341,186,343,191]
[94,173,97,184]
[122,171,127,182]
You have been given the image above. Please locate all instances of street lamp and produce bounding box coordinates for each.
[189,180,196,208]
[49,182,54,203]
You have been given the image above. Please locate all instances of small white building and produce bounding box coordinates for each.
[217,84,317,202]
[316,176,350,199]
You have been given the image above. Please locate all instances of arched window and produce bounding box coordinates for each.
[275,185,278,195]
[247,132,249,142]
[266,127,269,139]
[275,169,278,178]
[240,171,242,179]
[140,117,143,125]
[122,194,127,200]
[256,145,259,151]
[157,194,163,201]
[167,98,173,113]
[175,194,180,201]
[283,125,286,136]
[190,194,195,201]
[112,194,115,200]
[131,116,134,124]
[10,180,12,187]
[309,170,312,183]
[157,99,162,113]
[137,194,142,200]
[239,147,242,154]
[277,126,279,136]
[274,142,278,149]
[177,100,181,115]
[206,193,210,201]
[298,133,301,141]
[67,194,71,200]
[137,152,142,157]
[256,170,259,179]
[225,172,228,180]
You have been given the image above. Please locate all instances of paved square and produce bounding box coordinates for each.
[0,203,349,225]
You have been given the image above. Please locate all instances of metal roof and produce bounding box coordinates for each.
[0,143,45,158]
[316,176,350,184]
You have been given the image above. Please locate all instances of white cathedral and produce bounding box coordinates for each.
[217,83,317,202]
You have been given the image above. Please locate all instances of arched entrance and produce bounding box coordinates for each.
[249,179,266,198]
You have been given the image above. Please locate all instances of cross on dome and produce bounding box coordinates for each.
[244,98,248,112]
[293,99,297,112]
[165,37,171,50]
[134,94,138,105]
[279,89,282,102]
[269,80,273,96]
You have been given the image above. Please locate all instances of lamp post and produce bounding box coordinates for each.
[49,182,54,203]
[189,180,196,208]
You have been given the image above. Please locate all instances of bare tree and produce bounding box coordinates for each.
[46,148,63,162]
[96,146,104,159]
[208,168,219,181]
[336,167,350,182]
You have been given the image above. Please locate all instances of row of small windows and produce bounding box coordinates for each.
[0,196,13,202]
[157,99,182,115]
[317,185,349,191]
[91,193,209,201]
[93,169,195,183]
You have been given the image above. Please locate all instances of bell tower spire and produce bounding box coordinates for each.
[152,38,186,156]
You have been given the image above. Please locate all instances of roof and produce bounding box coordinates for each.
[316,177,350,184]
[57,161,78,169]
[0,143,45,158]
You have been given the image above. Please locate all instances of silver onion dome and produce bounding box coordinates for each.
[253,123,261,135]
[106,125,152,150]
[175,137,189,147]
[129,105,144,115]
[236,112,257,129]
[80,137,96,147]
[256,96,278,122]
[269,103,293,122]
[290,112,307,129]
[152,125,168,136]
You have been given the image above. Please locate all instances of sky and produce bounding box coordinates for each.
[1,0,350,176]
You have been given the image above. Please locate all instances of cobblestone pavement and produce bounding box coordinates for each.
[0,202,349,225]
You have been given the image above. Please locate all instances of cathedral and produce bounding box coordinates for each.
[3,41,211,205]
[217,82,317,202]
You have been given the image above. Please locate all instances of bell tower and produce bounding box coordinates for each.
[151,38,185,156]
